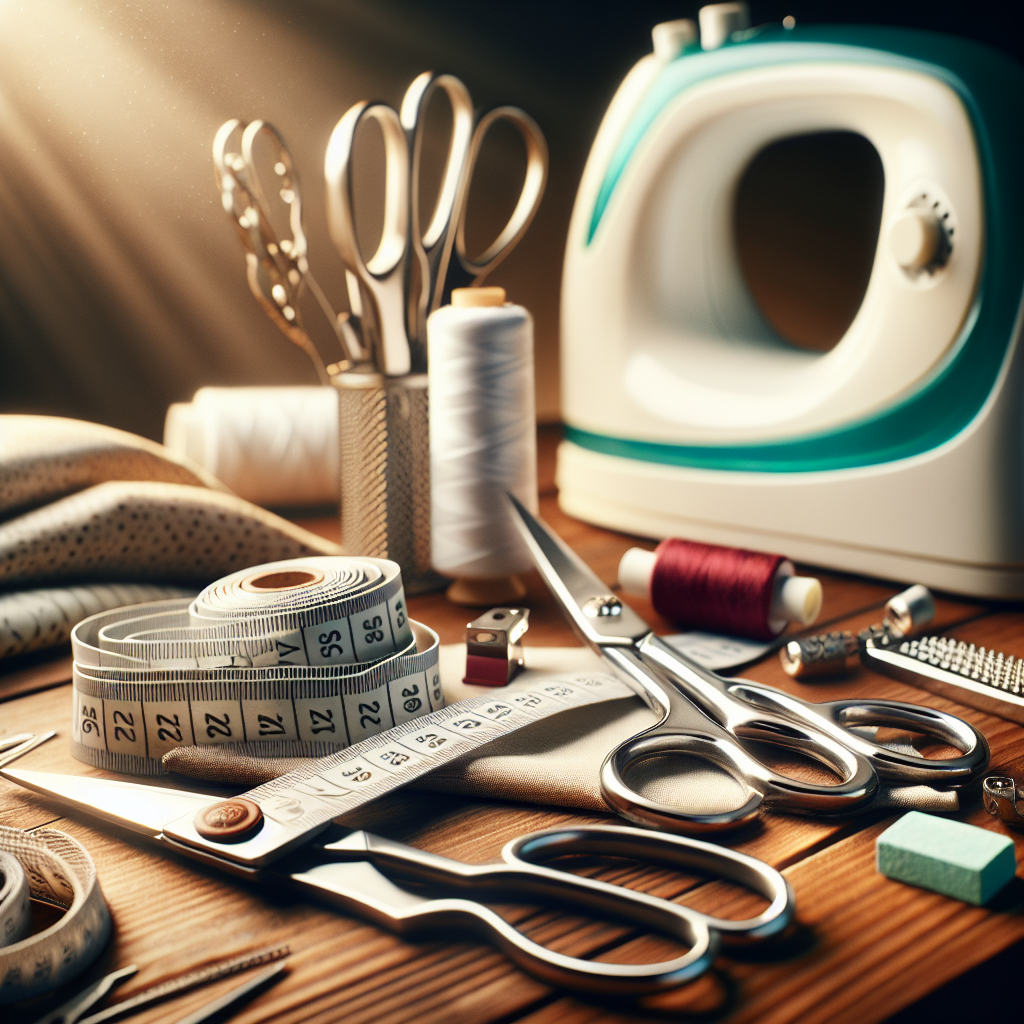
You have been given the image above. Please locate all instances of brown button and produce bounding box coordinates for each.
[194,798,263,842]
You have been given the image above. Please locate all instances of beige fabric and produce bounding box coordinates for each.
[0,414,226,517]
[0,480,341,589]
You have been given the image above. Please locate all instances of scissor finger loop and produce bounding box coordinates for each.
[399,72,474,345]
[326,101,412,376]
[730,683,989,782]
[454,105,548,278]
[320,828,716,994]
[213,119,258,240]
[401,73,474,246]
[813,697,990,783]
[603,727,762,830]
[434,898,716,994]
[241,120,309,272]
[506,825,795,944]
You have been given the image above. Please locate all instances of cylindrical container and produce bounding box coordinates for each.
[332,370,444,595]
[427,287,538,606]
[618,540,822,640]
[163,386,339,508]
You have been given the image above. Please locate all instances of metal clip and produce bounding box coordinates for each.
[983,776,1024,831]
[464,607,529,686]
[780,584,935,680]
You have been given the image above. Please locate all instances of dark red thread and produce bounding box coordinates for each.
[650,538,785,641]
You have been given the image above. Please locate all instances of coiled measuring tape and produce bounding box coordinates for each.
[71,557,442,775]
[0,826,111,1003]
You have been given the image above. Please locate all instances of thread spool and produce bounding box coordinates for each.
[164,386,339,508]
[618,539,822,641]
[428,287,538,607]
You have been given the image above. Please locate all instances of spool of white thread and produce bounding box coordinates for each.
[428,287,538,606]
[163,386,339,508]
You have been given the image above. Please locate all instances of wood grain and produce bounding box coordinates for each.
[2,427,1022,1024]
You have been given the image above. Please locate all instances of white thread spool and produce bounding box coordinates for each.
[428,287,538,606]
[164,386,339,508]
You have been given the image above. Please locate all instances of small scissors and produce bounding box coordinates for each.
[507,495,991,832]
[213,119,368,382]
[2,768,792,995]
[325,72,548,376]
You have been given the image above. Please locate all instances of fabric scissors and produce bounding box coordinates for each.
[1,768,793,995]
[324,72,548,376]
[213,119,367,382]
[506,495,991,833]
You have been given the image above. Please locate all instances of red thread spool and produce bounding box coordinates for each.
[618,539,822,641]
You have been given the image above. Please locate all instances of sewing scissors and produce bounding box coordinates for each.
[506,495,991,832]
[324,72,548,376]
[213,119,367,382]
[2,768,793,995]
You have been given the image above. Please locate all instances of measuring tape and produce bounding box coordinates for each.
[0,826,111,1003]
[70,557,442,775]
[162,672,636,863]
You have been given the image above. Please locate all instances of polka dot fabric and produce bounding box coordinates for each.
[0,415,225,517]
[0,481,341,589]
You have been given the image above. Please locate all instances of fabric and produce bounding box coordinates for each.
[0,414,226,517]
[0,582,194,657]
[163,645,960,817]
[0,479,341,590]
[0,413,341,657]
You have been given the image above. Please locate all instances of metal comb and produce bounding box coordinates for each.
[862,633,1024,724]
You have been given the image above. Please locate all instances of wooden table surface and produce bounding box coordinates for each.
[2,428,1022,1024]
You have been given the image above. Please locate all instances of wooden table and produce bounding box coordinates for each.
[2,428,1022,1024]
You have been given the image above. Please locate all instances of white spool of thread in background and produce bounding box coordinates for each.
[164,387,339,508]
[428,287,538,606]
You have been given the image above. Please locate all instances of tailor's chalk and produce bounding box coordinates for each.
[876,811,1017,905]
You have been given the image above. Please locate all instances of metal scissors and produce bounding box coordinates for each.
[507,495,991,832]
[213,119,367,382]
[2,768,793,995]
[324,72,548,376]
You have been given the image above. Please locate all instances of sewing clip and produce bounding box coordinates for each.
[463,607,529,686]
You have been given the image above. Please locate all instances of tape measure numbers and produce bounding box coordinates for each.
[163,673,636,864]
[70,558,442,775]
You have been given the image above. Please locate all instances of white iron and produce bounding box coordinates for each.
[559,4,1024,598]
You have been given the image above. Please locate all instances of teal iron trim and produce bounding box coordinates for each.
[574,26,1024,472]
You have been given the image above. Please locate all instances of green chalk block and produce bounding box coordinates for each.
[877,811,1017,905]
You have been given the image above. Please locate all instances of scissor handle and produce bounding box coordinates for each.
[730,684,991,786]
[506,825,794,945]
[212,118,332,381]
[600,643,879,832]
[241,120,309,270]
[325,101,412,377]
[321,828,716,994]
[451,106,548,287]
[400,72,475,343]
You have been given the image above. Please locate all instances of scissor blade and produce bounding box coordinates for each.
[506,494,649,647]
[0,769,214,837]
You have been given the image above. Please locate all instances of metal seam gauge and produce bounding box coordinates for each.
[0,826,111,1003]
[70,557,443,775]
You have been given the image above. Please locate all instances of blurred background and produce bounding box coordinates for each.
[0,0,1020,440]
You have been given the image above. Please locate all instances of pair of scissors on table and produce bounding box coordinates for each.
[1,768,792,995]
[506,495,991,832]
[324,71,548,375]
